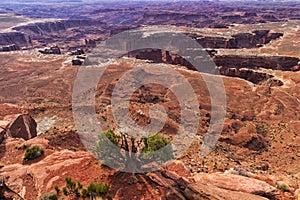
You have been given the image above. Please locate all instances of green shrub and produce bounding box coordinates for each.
[95,183,110,195]
[62,187,68,196]
[65,176,76,190]
[141,133,173,163]
[61,176,111,199]
[23,145,44,161]
[103,130,122,146]
[276,181,290,192]
[94,130,124,168]
[87,182,110,197]
[54,185,60,194]
[87,182,96,194]
[95,130,173,169]
[106,193,113,200]
[81,188,88,197]
[39,193,57,200]
[77,181,83,190]
[63,176,81,197]
[142,133,171,153]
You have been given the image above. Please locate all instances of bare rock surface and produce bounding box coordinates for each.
[184,183,269,200]
[194,172,280,199]
[0,149,95,199]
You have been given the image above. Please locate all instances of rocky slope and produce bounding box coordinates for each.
[0,50,299,199]
[0,126,290,200]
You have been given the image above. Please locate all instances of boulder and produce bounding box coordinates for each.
[6,114,37,140]
[194,173,279,199]
[0,104,27,143]
[219,126,267,151]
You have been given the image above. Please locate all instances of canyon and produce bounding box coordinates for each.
[0,0,299,200]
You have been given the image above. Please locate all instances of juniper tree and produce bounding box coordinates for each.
[94,130,173,172]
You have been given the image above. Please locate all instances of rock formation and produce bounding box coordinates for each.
[69,48,84,56]
[0,44,20,52]
[193,173,279,199]
[214,55,300,71]
[188,30,283,49]
[5,114,37,141]
[127,49,297,85]
[145,162,280,200]
[128,48,300,72]
[85,39,97,48]
[39,45,61,54]
[0,126,6,144]
[219,67,284,85]
[0,178,23,200]
[129,49,164,63]
[0,145,98,199]
[71,59,83,66]
[0,104,28,144]
[219,126,268,151]
[184,183,269,200]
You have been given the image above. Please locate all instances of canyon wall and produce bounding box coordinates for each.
[0,32,32,48]
[214,55,300,71]
[128,49,299,71]
[187,30,283,49]
[12,20,107,36]
[127,48,299,85]
[219,67,283,86]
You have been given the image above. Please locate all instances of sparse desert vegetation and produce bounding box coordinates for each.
[23,145,44,161]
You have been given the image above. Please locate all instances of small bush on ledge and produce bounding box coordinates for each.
[87,182,110,198]
[39,193,57,200]
[56,176,112,199]
[23,145,44,161]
